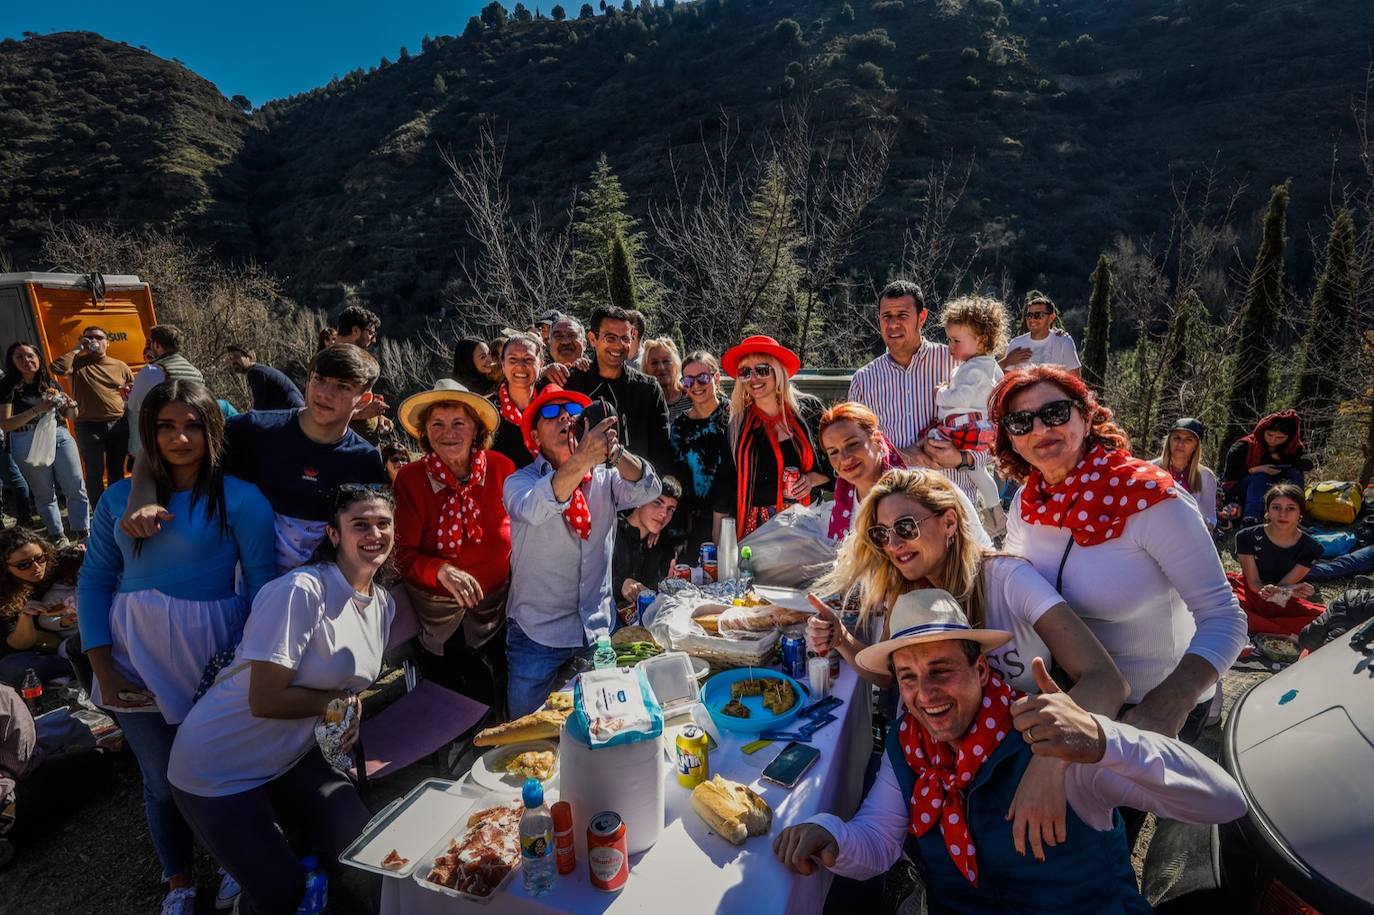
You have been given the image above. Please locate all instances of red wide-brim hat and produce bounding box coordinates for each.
[521,385,594,453]
[721,335,802,379]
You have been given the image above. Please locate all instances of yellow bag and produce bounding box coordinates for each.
[1305,481,1362,525]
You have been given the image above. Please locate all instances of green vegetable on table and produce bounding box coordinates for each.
[613,641,663,665]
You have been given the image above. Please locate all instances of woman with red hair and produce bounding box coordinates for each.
[992,366,1245,748]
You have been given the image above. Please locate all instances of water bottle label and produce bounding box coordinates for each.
[521,829,551,860]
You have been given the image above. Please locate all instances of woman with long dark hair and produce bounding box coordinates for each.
[452,337,499,397]
[0,528,74,687]
[170,486,397,915]
[77,379,276,915]
[0,341,89,542]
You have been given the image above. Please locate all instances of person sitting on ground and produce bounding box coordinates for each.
[452,338,498,398]
[167,486,397,915]
[79,379,276,915]
[0,529,82,688]
[223,345,305,412]
[50,324,134,507]
[0,342,89,543]
[121,344,388,573]
[773,591,1245,914]
[612,475,682,622]
[380,441,413,483]
[1000,292,1081,375]
[819,403,992,547]
[1229,483,1326,637]
[489,332,544,471]
[924,296,1009,534]
[724,335,831,537]
[502,385,660,717]
[0,682,114,872]
[1151,417,1218,531]
[643,337,692,425]
[393,380,515,708]
[1220,410,1311,524]
[127,325,205,458]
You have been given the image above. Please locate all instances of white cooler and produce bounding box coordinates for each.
[558,720,665,854]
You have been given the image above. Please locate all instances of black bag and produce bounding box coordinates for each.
[1298,588,1374,652]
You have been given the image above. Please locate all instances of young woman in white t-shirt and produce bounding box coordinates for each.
[168,486,397,915]
[808,468,1127,857]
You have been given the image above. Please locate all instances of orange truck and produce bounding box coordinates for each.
[0,272,157,384]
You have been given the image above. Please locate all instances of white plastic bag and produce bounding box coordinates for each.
[739,502,837,588]
[19,412,57,469]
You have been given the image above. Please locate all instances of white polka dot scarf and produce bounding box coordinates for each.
[565,471,594,540]
[898,673,1022,886]
[1019,443,1179,546]
[423,449,486,555]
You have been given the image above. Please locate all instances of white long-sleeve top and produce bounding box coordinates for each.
[1150,459,1219,530]
[934,354,1003,421]
[1004,490,1246,704]
[807,715,1247,880]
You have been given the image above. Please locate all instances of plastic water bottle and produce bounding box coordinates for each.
[592,634,617,670]
[520,778,555,896]
[295,855,328,914]
[738,546,756,591]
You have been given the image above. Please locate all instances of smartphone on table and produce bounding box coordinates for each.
[762,741,821,789]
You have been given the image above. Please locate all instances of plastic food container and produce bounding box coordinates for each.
[338,778,475,879]
[410,794,526,905]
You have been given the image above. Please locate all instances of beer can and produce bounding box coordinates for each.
[783,465,802,499]
[781,633,807,680]
[675,725,710,789]
[552,801,576,875]
[672,563,692,581]
[636,591,656,625]
[699,543,718,581]
[587,811,629,892]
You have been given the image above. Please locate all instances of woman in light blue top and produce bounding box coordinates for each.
[77,379,275,915]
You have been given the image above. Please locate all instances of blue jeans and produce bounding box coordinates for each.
[9,426,90,537]
[1307,543,1374,582]
[115,710,194,880]
[505,620,582,718]
[1237,468,1304,519]
[0,440,34,522]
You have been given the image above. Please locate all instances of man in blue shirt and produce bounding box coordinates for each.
[223,345,305,412]
[121,344,387,570]
[502,385,660,717]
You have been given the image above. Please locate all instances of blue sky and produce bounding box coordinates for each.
[2,0,489,104]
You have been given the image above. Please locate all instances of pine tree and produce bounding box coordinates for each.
[1082,253,1112,392]
[608,231,638,312]
[1294,208,1357,453]
[1157,287,1207,432]
[743,159,806,347]
[464,15,485,38]
[571,154,660,314]
[552,3,566,18]
[1223,181,1289,452]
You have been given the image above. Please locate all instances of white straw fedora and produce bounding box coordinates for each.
[853,589,1011,676]
[398,378,499,439]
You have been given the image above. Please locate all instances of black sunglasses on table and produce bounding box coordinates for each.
[999,399,1077,436]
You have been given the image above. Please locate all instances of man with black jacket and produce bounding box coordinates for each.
[557,305,673,474]
[611,476,682,622]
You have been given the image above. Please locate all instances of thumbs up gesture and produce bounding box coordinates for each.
[1010,658,1106,763]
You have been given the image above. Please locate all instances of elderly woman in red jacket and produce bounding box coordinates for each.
[394,379,515,709]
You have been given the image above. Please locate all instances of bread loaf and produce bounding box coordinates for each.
[474,708,571,747]
[690,776,773,845]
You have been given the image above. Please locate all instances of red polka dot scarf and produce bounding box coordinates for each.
[1019,443,1179,546]
[564,471,594,540]
[423,450,487,555]
[497,384,536,454]
[898,673,1021,886]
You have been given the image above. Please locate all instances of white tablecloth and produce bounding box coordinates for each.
[380,666,873,915]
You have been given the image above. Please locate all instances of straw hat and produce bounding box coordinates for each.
[721,335,802,379]
[397,379,499,439]
[853,589,1011,676]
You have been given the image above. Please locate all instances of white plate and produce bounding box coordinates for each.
[470,740,559,792]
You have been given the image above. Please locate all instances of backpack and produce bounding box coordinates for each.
[1305,480,1362,525]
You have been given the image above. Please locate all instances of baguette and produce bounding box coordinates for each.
[770,607,811,628]
[690,776,773,846]
[474,708,571,747]
[694,614,721,634]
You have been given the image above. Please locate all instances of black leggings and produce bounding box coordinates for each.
[172,749,371,915]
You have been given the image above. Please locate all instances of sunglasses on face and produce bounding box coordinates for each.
[334,482,392,508]
[1025,311,1051,320]
[1000,399,1077,436]
[681,372,714,388]
[8,555,49,572]
[867,513,934,549]
[736,364,774,380]
[537,401,585,420]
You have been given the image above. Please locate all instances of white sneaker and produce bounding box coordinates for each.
[216,870,242,911]
[160,887,197,915]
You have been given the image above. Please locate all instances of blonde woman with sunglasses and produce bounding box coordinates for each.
[669,351,732,556]
[810,467,1127,858]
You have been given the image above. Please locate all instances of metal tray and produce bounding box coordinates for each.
[338,778,477,879]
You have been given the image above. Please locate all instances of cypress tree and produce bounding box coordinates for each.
[608,230,638,313]
[1081,253,1112,392]
[571,154,660,314]
[1294,208,1356,453]
[1157,287,1206,433]
[1223,180,1289,452]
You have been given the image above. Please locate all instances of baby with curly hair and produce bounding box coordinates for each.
[923,295,1010,530]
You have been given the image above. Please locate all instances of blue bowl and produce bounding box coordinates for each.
[702,668,808,735]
